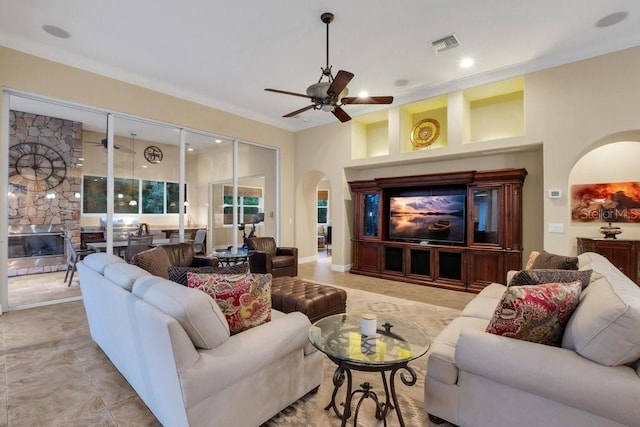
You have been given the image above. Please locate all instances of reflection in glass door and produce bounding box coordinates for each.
[5,93,107,310]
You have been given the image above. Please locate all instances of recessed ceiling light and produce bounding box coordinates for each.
[187,147,194,151]
[215,139,222,143]
[358,91,369,98]
[460,57,474,69]
[596,11,628,28]
[42,24,71,39]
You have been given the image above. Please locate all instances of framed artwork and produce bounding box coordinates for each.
[570,181,640,223]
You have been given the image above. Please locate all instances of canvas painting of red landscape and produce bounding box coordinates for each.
[571,181,640,223]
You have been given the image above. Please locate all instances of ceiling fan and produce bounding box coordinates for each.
[85,120,135,153]
[86,138,135,154]
[265,12,393,123]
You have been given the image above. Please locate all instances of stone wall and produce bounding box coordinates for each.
[8,110,83,244]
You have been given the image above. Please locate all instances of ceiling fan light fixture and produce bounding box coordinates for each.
[306,82,330,99]
[321,104,334,112]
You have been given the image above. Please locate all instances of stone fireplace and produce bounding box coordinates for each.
[8,110,83,275]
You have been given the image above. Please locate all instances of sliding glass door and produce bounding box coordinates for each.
[2,90,279,312]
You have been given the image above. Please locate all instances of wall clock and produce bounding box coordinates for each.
[410,118,440,148]
[8,142,67,191]
[144,145,163,164]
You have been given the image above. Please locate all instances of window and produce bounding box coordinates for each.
[83,175,186,214]
[223,185,263,225]
[317,190,329,225]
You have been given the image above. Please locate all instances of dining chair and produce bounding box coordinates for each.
[64,235,95,286]
[193,229,207,254]
[125,235,154,262]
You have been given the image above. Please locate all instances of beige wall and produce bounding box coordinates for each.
[295,46,640,267]
[3,44,640,280]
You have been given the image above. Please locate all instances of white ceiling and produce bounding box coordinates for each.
[1,1,640,134]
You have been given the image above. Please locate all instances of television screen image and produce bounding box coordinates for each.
[389,194,465,244]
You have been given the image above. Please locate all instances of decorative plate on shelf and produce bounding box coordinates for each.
[410,118,440,148]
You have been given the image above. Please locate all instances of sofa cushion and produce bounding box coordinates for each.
[187,272,272,334]
[486,281,582,346]
[509,269,593,289]
[132,246,172,279]
[103,263,150,291]
[530,250,578,270]
[132,275,230,349]
[82,253,125,274]
[562,275,640,366]
[427,316,490,385]
[168,263,250,286]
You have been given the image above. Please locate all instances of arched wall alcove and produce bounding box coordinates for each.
[295,170,331,262]
[567,132,640,254]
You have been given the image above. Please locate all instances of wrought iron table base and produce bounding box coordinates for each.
[324,359,417,427]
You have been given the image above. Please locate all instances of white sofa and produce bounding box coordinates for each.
[77,253,323,427]
[424,252,640,427]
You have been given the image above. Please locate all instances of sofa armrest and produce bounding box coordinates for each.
[276,247,298,258]
[505,270,518,284]
[456,329,640,426]
[248,251,272,274]
[180,312,314,400]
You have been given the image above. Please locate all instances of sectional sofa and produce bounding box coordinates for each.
[424,252,640,427]
[77,253,323,426]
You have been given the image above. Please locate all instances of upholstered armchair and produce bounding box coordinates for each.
[246,237,298,277]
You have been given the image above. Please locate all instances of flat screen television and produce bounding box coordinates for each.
[388,194,466,244]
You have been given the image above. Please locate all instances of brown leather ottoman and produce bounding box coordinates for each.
[271,276,347,323]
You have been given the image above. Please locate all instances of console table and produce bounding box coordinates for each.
[577,237,640,286]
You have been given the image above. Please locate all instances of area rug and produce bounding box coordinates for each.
[262,286,460,427]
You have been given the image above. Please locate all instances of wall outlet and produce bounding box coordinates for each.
[548,223,564,233]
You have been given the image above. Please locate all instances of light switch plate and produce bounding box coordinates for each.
[548,223,564,233]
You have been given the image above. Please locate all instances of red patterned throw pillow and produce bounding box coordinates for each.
[486,281,582,346]
[187,272,272,334]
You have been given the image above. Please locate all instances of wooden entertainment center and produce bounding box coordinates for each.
[348,168,527,293]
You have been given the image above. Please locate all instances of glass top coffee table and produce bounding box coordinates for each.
[211,248,250,266]
[308,313,430,427]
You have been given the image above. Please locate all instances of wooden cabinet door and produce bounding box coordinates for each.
[353,241,380,273]
[467,249,505,292]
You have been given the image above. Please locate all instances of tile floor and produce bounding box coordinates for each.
[0,253,475,425]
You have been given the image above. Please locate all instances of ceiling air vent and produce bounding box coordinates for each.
[431,34,460,53]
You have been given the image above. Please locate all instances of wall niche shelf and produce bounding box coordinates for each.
[464,77,525,144]
[400,96,448,153]
[349,168,527,293]
[350,76,526,162]
[352,110,389,159]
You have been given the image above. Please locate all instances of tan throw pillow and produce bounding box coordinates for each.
[486,281,582,346]
[132,246,172,279]
[530,250,579,270]
[524,250,540,270]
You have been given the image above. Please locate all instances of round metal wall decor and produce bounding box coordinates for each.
[410,118,440,148]
[144,145,163,164]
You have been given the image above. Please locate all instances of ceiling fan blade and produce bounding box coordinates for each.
[86,139,134,154]
[327,70,354,97]
[283,105,315,118]
[265,88,310,99]
[332,106,352,122]
[342,96,394,105]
